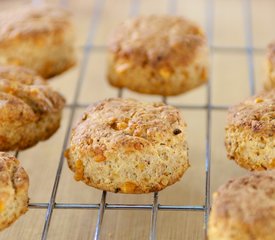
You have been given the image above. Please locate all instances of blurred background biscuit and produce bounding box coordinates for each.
[0,5,76,79]
[107,15,208,96]
[208,171,275,240]
[0,152,29,231]
[0,65,65,151]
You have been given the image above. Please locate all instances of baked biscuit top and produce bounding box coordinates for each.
[0,5,71,43]
[109,15,206,67]
[212,171,275,224]
[0,65,65,120]
[70,98,186,156]
[0,65,44,85]
[227,90,275,136]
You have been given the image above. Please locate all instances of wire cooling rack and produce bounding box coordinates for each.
[8,0,265,239]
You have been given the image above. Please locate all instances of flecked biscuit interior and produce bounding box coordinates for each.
[0,5,76,79]
[65,98,189,193]
[0,65,65,151]
[107,15,208,96]
[225,89,275,170]
[208,171,275,240]
[0,152,29,231]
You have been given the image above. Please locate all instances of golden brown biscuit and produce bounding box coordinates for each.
[0,5,75,79]
[0,65,65,151]
[0,152,29,231]
[265,41,275,90]
[225,90,275,170]
[208,171,275,240]
[107,15,208,96]
[65,98,189,193]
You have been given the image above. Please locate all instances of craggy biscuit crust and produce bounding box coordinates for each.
[208,171,275,240]
[0,65,65,151]
[0,152,29,231]
[65,98,189,193]
[0,5,75,78]
[225,90,275,170]
[108,15,208,96]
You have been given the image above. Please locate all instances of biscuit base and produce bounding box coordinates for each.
[107,48,208,96]
[0,112,62,151]
[67,156,189,194]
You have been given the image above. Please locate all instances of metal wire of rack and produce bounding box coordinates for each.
[12,0,259,239]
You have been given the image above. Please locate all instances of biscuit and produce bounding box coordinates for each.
[225,90,275,170]
[0,5,75,79]
[0,65,65,151]
[208,170,275,240]
[65,98,189,193]
[265,41,275,90]
[107,15,208,96]
[0,152,29,231]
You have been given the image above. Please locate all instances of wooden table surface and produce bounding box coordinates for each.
[0,0,274,239]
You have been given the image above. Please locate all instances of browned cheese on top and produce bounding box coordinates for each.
[109,15,205,68]
[227,90,275,137]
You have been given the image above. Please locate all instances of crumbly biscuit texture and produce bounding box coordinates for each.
[0,5,75,78]
[225,90,275,170]
[208,171,275,240]
[0,65,65,151]
[0,152,29,231]
[108,15,208,96]
[265,41,275,90]
[65,98,189,193]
